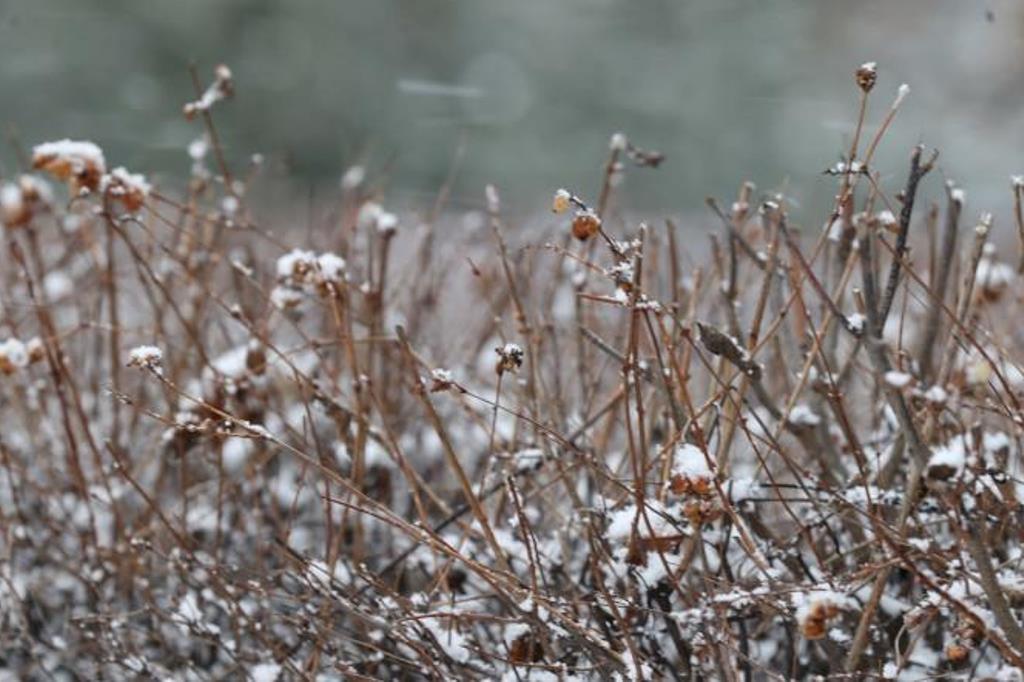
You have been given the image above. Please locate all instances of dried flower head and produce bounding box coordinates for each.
[0,183,26,228]
[429,368,455,392]
[875,209,898,233]
[682,499,720,526]
[276,249,317,282]
[100,167,151,212]
[945,642,970,663]
[1,175,52,228]
[0,338,29,375]
[668,443,714,497]
[495,343,524,375]
[571,209,601,241]
[26,337,46,364]
[316,252,347,286]
[507,628,544,664]
[855,61,877,92]
[32,139,106,192]
[795,592,850,640]
[127,345,163,371]
[552,188,572,214]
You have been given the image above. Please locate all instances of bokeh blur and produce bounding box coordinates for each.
[2,0,1023,225]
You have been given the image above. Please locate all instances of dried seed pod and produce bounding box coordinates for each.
[800,614,827,640]
[32,139,106,192]
[1,176,53,228]
[495,343,524,375]
[798,601,839,640]
[245,343,267,376]
[571,210,601,241]
[508,630,544,664]
[670,473,713,497]
[945,642,970,663]
[100,167,151,212]
[856,61,877,92]
[127,345,163,370]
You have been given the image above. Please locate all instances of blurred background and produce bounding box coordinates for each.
[2,0,1023,228]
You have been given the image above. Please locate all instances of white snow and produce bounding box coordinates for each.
[793,588,854,622]
[32,139,106,174]
[357,202,383,230]
[846,313,865,334]
[552,188,571,213]
[894,83,910,108]
[430,368,454,385]
[341,165,365,190]
[250,663,281,682]
[316,252,347,283]
[376,211,398,234]
[100,166,151,198]
[928,435,968,475]
[44,271,74,300]
[788,404,820,427]
[0,183,23,223]
[884,371,913,389]
[270,285,304,309]
[221,437,252,472]
[674,443,712,479]
[276,249,316,280]
[0,338,29,369]
[356,199,399,233]
[128,345,163,368]
[188,137,208,160]
[976,258,1015,291]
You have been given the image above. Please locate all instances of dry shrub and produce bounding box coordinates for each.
[2,62,1024,681]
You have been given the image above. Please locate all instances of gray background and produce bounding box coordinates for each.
[2,0,1023,227]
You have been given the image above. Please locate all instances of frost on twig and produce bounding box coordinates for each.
[183,64,234,119]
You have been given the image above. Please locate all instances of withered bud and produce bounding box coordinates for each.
[697,321,761,380]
